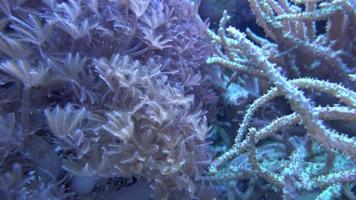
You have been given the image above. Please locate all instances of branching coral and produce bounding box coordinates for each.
[206,0,356,199]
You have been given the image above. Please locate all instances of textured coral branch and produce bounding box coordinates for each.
[276,5,343,21]
[206,1,355,198]
[246,128,285,187]
[221,23,356,157]
[315,184,342,200]
[209,76,356,173]
[209,105,356,174]
[311,170,356,188]
[206,56,266,77]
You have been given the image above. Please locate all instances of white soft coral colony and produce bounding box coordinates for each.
[0,0,212,199]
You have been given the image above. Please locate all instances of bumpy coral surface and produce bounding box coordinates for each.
[205,0,356,199]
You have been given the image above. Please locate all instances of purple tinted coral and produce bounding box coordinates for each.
[2,0,354,199]
[44,55,211,199]
[0,0,214,199]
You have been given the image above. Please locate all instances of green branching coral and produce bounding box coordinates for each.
[206,0,356,199]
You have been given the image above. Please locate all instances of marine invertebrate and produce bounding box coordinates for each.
[0,0,354,199]
[0,0,213,199]
[206,0,356,198]
[43,55,211,199]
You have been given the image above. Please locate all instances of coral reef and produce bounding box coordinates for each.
[0,0,355,199]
